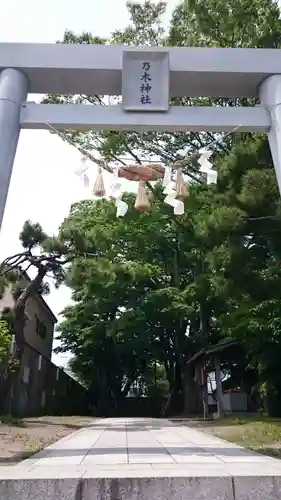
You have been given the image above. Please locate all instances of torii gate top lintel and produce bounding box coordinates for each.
[0,43,281,231]
[0,43,280,97]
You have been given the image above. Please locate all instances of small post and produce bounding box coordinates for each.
[0,68,28,231]
[260,75,281,195]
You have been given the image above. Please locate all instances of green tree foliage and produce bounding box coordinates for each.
[44,0,281,415]
[56,185,234,414]
[0,320,13,368]
[0,319,19,413]
[56,196,178,412]
[180,0,281,48]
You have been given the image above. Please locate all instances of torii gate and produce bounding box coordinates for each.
[0,43,281,229]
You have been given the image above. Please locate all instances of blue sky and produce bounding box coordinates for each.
[0,0,177,366]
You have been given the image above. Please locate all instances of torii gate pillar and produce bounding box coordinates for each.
[260,75,281,195]
[0,68,28,229]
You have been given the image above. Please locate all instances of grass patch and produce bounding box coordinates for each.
[200,416,281,458]
[211,415,281,427]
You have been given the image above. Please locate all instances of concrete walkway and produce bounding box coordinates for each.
[1,418,281,499]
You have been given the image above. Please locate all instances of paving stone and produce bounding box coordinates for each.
[82,464,231,478]
[223,463,281,476]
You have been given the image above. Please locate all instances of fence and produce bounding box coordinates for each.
[0,341,89,417]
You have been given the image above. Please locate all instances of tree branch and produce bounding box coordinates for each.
[0,254,29,276]
[122,136,143,164]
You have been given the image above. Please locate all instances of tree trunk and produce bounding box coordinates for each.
[97,375,112,416]
[214,354,225,418]
[182,364,201,416]
[163,357,174,392]
[202,364,209,419]
[170,358,183,414]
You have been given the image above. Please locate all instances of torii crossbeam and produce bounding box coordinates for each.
[1,43,281,228]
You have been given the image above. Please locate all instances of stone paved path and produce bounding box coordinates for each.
[9,417,281,471]
[2,418,281,499]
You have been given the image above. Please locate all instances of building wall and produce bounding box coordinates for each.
[0,284,83,417]
[0,284,55,360]
[0,285,14,313]
[24,296,54,359]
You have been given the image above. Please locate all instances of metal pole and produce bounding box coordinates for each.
[260,75,281,196]
[0,68,28,231]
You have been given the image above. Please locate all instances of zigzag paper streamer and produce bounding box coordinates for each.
[116,197,128,217]
[206,170,218,185]
[173,199,184,215]
[198,149,213,173]
[163,166,172,187]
